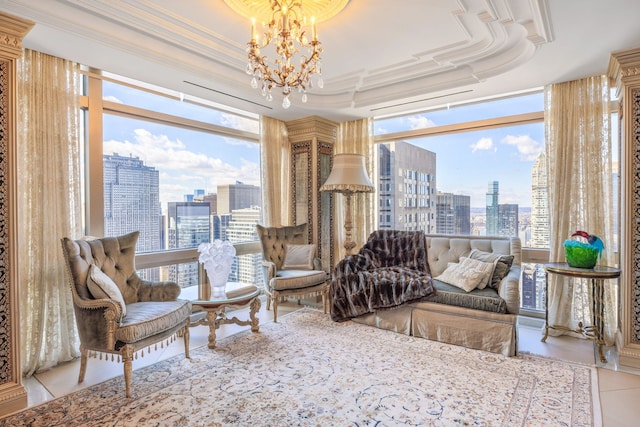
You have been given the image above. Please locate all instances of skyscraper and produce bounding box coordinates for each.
[498,204,519,237]
[225,206,263,285]
[378,141,437,232]
[217,183,261,215]
[103,153,161,253]
[486,181,499,236]
[530,152,550,248]
[436,192,471,235]
[167,201,211,287]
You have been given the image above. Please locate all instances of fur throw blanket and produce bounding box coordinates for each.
[330,230,435,322]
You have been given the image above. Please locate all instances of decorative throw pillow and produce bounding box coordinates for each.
[87,264,127,319]
[435,259,490,292]
[459,256,496,289]
[282,244,316,270]
[489,256,514,289]
[468,249,514,290]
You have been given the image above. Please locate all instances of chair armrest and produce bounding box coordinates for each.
[261,261,276,289]
[137,280,181,301]
[498,265,521,315]
[72,297,122,349]
[313,257,323,271]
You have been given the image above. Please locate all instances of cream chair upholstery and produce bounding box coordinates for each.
[256,223,329,322]
[60,231,191,398]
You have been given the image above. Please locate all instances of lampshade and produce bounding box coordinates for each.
[320,153,374,193]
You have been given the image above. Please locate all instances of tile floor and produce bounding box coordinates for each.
[18,299,640,426]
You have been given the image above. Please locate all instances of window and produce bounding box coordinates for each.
[374,91,547,313]
[83,72,262,289]
[374,93,545,241]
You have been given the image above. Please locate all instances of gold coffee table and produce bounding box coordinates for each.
[182,282,262,349]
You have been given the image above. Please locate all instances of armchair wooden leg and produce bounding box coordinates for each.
[273,293,279,323]
[266,294,272,310]
[322,287,328,314]
[183,325,190,359]
[78,346,88,383]
[122,346,134,398]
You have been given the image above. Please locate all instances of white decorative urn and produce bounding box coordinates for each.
[198,240,236,298]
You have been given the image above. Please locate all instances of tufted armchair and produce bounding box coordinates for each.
[256,223,329,322]
[60,231,191,398]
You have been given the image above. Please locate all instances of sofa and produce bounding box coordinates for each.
[332,232,521,356]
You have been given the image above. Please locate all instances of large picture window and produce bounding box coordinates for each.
[374,92,547,313]
[83,73,262,288]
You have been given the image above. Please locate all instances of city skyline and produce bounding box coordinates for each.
[102,81,544,210]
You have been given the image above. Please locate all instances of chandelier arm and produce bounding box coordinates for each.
[243,0,324,107]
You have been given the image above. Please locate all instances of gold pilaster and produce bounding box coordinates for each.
[608,46,640,368]
[0,11,33,416]
[286,116,337,271]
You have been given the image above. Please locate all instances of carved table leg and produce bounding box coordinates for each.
[250,297,261,332]
[206,310,218,349]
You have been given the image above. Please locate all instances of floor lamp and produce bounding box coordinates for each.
[320,153,374,255]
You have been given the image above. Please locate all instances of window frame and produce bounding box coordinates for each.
[81,71,260,238]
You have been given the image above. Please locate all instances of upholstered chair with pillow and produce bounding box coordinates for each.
[60,231,191,398]
[256,223,329,322]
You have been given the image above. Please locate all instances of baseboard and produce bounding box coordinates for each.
[0,383,27,417]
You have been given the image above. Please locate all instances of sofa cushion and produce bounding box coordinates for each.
[271,269,328,291]
[115,300,191,344]
[427,279,508,314]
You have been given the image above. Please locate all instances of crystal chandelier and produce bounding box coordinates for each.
[245,1,322,109]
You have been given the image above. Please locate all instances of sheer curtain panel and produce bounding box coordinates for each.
[260,116,290,226]
[335,118,375,259]
[545,75,616,344]
[17,50,82,375]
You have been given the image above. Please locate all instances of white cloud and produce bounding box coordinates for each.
[104,129,260,205]
[501,134,543,161]
[104,95,123,103]
[375,125,390,135]
[220,113,260,134]
[408,115,436,130]
[470,137,494,152]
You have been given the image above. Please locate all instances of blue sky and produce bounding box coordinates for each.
[102,79,544,210]
[375,92,545,207]
[102,81,261,208]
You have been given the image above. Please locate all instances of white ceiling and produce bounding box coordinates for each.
[2,0,640,122]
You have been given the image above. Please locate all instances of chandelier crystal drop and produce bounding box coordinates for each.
[245,0,323,109]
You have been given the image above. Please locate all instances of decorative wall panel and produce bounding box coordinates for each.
[291,141,313,239]
[0,59,11,386]
[0,11,33,415]
[317,142,334,269]
[287,117,337,272]
[632,87,640,343]
[608,46,640,367]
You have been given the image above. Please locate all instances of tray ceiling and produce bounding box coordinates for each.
[2,0,640,121]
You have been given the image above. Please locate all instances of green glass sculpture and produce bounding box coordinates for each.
[563,230,604,269]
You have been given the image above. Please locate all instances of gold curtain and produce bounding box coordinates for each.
[335,118,375,259]
[17,50,82,375]
[545,75,616,344]
[259,116,290,226]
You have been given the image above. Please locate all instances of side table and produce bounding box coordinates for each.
[181,282,262,349]
[542,262,620,363]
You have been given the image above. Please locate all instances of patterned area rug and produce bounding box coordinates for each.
[1,308,600,426]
